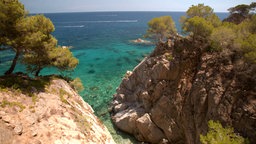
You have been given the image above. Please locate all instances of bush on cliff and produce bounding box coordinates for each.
[69,78,84,92]
[179,2,256,63]
[200,120,248,144]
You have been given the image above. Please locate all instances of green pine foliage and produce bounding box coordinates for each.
[186,4,214,19]
[181,4,220,41]
[0,0,26,45]
[224,2,256,24]
[182,3,221,27]
[240,34,256,63]
[0,0,78,76]
[200,120,248,144]
[178,2,256,63]
[145,16,177,42]
[18,15,79,76]
[209,26,236,51]
[0,0,26,75]
[183,16,214,41]
[50,46,79,72]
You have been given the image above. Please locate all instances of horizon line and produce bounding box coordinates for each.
[30,10,229,14]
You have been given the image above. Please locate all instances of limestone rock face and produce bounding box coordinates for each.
[136,113,165,143]
[0,78,115,144]
[111,40,256,143]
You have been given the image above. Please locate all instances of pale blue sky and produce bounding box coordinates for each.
[20,0,255,13]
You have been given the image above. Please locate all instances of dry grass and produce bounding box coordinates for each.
[1,99,26,112]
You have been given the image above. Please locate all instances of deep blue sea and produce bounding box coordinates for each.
[0,12,228,143]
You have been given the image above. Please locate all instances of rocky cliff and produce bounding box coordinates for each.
[0,76,115,144]
[111,38,256,144]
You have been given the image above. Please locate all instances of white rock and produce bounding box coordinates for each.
[2,115,11,123]
[14,124,23,135]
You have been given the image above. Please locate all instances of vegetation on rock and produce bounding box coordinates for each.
[178,3,256,62]
[114,2,256,144]
[69,78,85,92]
[200,120,248,144]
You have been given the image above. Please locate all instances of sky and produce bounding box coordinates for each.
[20,0,255,13]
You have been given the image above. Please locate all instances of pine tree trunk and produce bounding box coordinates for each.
[35,68,41,77]
[4,50,20,75]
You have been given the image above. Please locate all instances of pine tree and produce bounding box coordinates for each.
[0,0,26,75]
[0,0,78,76]
[145,16,177,42]
[180,4,220,41]
[17,15,78,76]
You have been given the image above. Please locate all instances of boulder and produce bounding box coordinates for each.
[113,107,144,134]
[135,113,166,143]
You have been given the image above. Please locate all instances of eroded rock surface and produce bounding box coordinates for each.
[0,78,115,144]
[111,39,256,144]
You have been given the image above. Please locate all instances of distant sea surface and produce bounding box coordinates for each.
[0,12,228,143]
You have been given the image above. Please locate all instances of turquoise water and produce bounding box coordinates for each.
[0,12,228,143]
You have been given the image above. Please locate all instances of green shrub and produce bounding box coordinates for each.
[166,54,174,61]
[69,78,84,92]
[200,120,249,144]
[59,88,69,104]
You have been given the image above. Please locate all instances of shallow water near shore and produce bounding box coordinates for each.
[0,12,228,143]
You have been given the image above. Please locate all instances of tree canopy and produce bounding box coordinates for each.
[145,16,177,42]
[0,0,26,44]
[183,16,214,41]
[186,4,214,19]
[209,26,236,51]
[0,0,26,74]
[179,2,256,64]
[180,4,220,41]
[0,0,78,76]
[224,2,256,24]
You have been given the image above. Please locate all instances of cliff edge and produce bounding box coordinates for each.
[0,76,115,144]
[111,38,256,143]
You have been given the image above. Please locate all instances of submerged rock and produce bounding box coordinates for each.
[88,69,96,74]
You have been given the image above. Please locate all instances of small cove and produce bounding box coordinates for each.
[0,12,228,143]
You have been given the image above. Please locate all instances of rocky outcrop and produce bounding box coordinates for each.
[0,77,115,144]
[111,39,256,143]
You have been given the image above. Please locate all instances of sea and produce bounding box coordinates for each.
[0,12,228,143]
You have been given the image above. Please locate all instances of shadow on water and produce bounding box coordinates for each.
[107,47,120,53]
[87,69,96,74]
[123,57,132,63]
[135,58,143,63]
[126,50,137,56]
[116,62,123,66]
[94,57,101,61]
[75,52,87,58]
